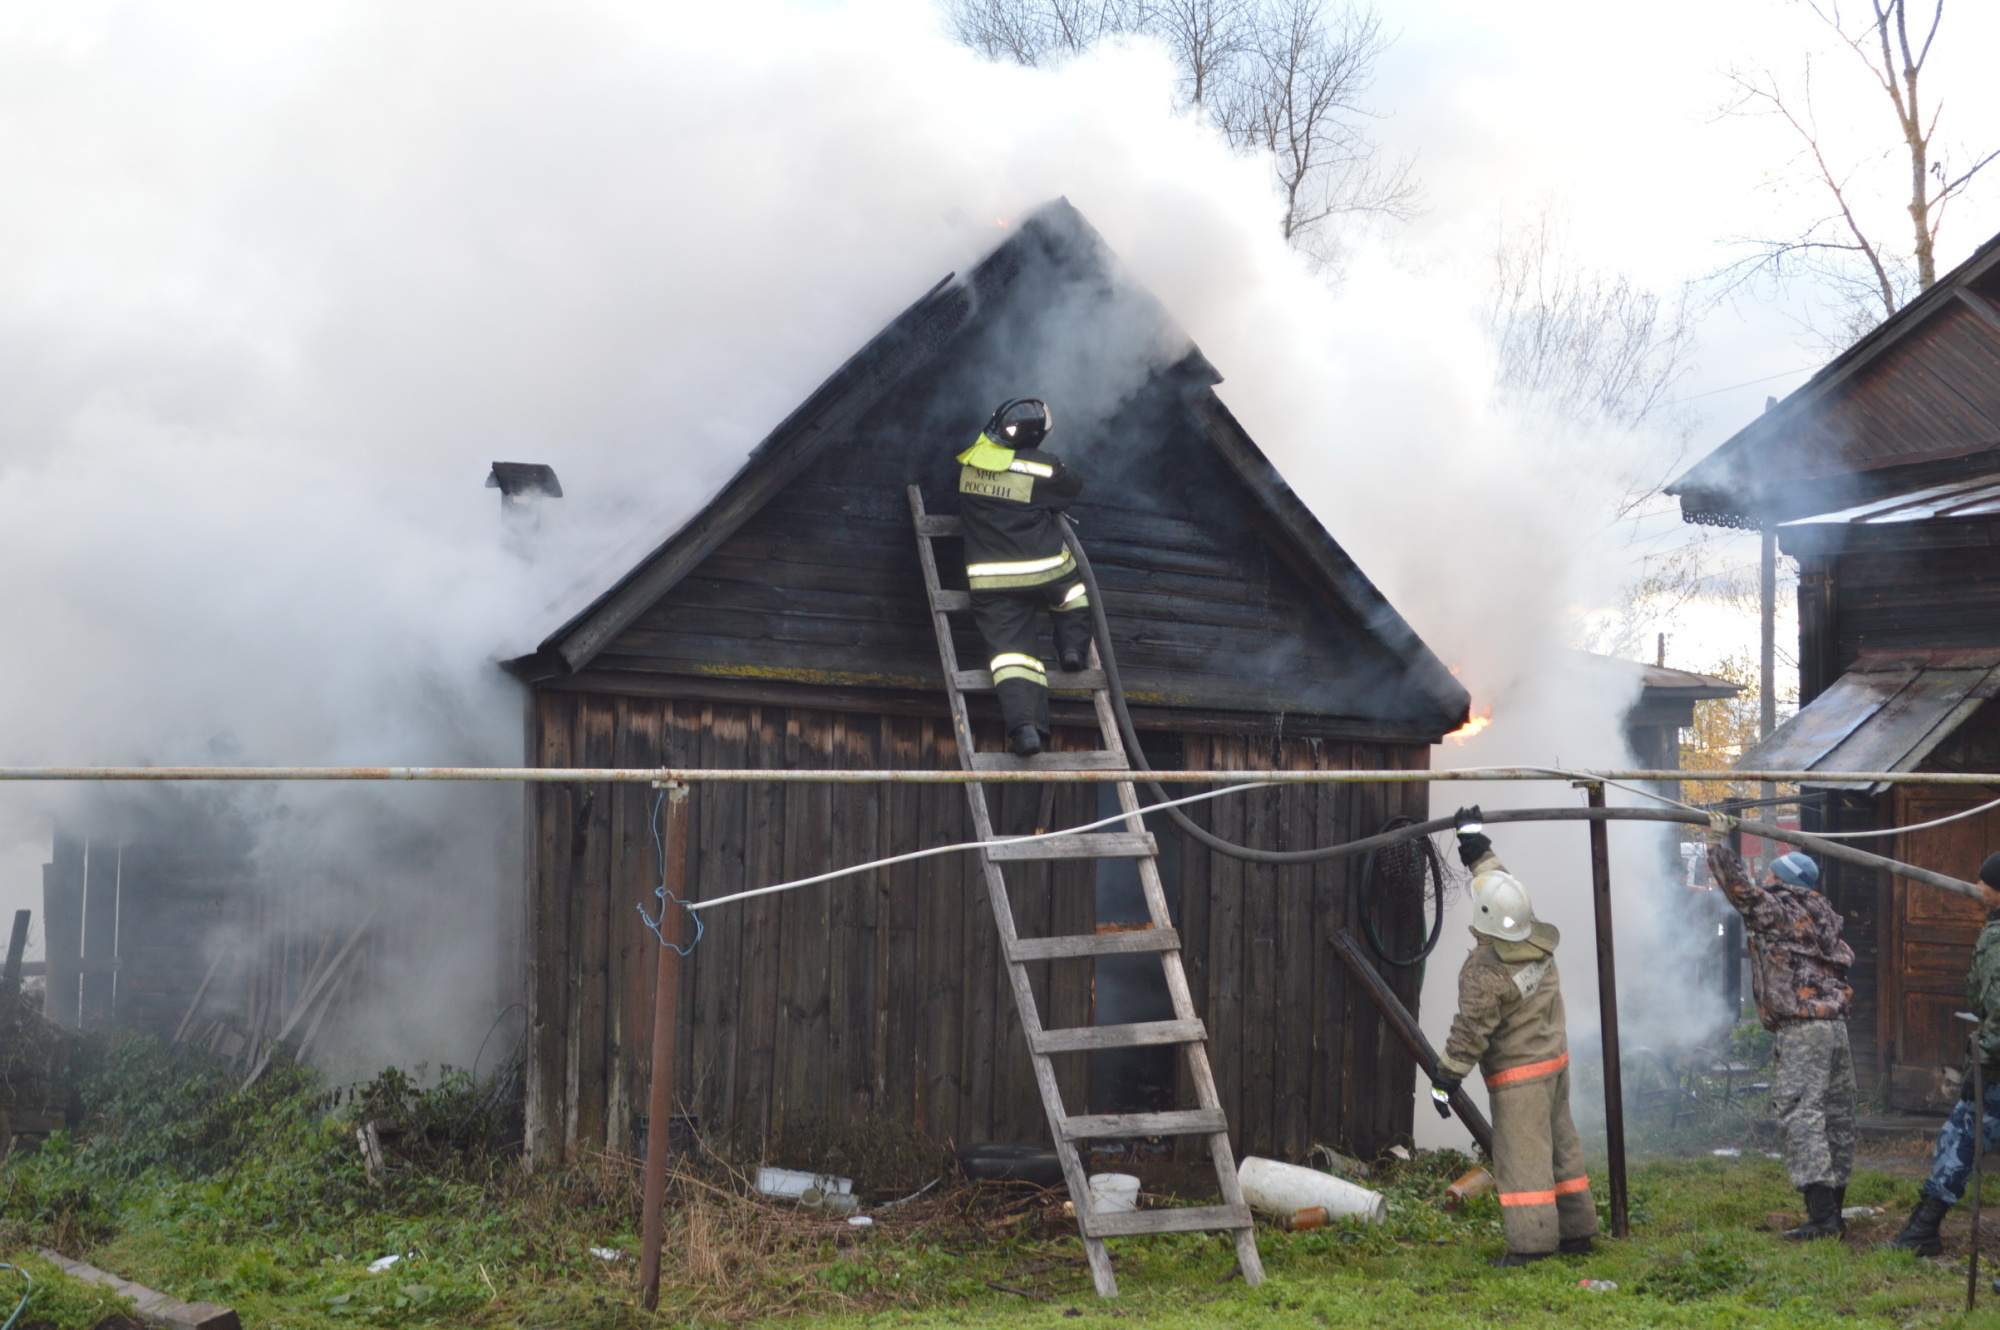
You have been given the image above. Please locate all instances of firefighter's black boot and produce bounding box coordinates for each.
[1783,1183,1844,1240]
[1007,724,1042,757]
[1558,1236,1596,1256]
[1059,647,1087,674]
[1884,1195,1950,1255]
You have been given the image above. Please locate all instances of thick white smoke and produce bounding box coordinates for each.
[0,0,1684,1085]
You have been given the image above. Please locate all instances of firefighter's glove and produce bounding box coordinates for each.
[1455,831,1493,870]
[1429,1071,1462,1119]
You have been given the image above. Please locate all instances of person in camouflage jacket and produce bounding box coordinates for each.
[1710,845,1855,1239]
[1887,852,2000,1256]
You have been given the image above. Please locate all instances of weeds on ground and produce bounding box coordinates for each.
[12,1038,2000,1328]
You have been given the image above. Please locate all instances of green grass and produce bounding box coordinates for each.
[9,1037,2000,1327]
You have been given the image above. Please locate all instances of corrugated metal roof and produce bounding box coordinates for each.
[1735,649,2000,788]
[1782,472,2000,525]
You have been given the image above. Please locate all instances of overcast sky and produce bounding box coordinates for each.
[1376,0,2000,432]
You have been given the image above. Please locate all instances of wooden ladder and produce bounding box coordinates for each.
[907,485,1264,1298]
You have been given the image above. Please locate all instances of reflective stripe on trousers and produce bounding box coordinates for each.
[1499,1176,1591,1207]
[990,652,1046,686]
[967,549,1075,589]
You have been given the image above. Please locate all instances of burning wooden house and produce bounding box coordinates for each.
[1668,227,2000,1110]
[506,200,1470,1168]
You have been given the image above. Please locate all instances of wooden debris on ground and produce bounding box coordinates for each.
[33,1248,239,1330]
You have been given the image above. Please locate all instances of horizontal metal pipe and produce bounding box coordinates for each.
[1329,807,1983,902]
[0,765,1992,785]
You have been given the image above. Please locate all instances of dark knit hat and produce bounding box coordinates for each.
[1979,852,2000,889]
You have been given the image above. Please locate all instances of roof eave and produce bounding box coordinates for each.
[1667,229,2000,516]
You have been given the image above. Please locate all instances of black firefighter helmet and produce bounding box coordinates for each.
[986,398,1052,450]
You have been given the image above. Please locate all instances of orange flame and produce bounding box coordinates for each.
[1445,706,1493,745]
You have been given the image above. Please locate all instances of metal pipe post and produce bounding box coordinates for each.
[1586,783,1629,1238]
[1760,526,1777,741]
[1969,1015,1984,1314]
[1760,526,1779,812]
[639,784,690,1311]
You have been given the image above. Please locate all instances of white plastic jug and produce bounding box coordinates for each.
[1087,1173,1141,1214]
[1237,1156,1385,1224]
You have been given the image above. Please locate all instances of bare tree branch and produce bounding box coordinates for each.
[1147,0,1253,106]
[941,0,1419,271]
[1723,0,1994,343]
[1488,205,1699,454]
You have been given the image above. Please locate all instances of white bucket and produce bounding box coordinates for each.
[1087,1173,1141,1214]
[755,1167,853,1199]
[1237,1156,1385,1224]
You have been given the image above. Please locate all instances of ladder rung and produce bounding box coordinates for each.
[971,750,1128,772]
[986,832,1155,861]
[1008,927,1179,962]
[1032,1018,1205,1054]
[954,668,1107,692]
[916,515,962,536]
[1061,1108,1227,1141]
[931,589,972,611]
[1081,1203,1253,1239]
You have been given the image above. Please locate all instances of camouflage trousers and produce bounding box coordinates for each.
[1770,1019,1856,1189]
[1918,1077,2000,1205]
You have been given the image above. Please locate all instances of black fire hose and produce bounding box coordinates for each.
[1360,815,1447,967]
[1058,519,1985,901]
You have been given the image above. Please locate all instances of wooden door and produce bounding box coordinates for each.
[1885,788,2000,1111]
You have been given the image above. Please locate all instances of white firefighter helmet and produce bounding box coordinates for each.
[1470,870,1534,942]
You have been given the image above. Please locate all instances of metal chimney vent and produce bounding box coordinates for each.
[485,462,564,500]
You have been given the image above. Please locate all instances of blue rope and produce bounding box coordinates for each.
[0,1262,33,1330]
[638,785,702,955]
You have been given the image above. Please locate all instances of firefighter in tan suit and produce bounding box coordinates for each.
[1429,811,1598,1266]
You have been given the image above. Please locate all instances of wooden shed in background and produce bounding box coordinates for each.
[36,794,378,1076]
[1671,227,2000,1110]
[507,201,1470,1169]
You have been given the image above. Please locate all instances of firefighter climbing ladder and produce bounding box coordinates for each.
[907,486,1264,1298]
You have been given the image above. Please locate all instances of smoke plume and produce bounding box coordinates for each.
[0,0,1687,1085]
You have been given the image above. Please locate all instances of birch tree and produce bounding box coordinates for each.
[1723,0,1997,343]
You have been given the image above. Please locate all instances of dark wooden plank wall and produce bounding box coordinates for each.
[1815,532,2000,670]
[528,689,1429,1168]
[1176,734,1428,1162]
[1768,292,2000,466]
[528,690,1099,1167]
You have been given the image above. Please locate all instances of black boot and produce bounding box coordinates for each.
[1007,724,1043,757]
[1783,1183,1844,1240]
[1488,1250,1554,1268]
[1059,648,1086,674]
[1885,1195,1951,1256]
[1558,1235,1596,1255]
